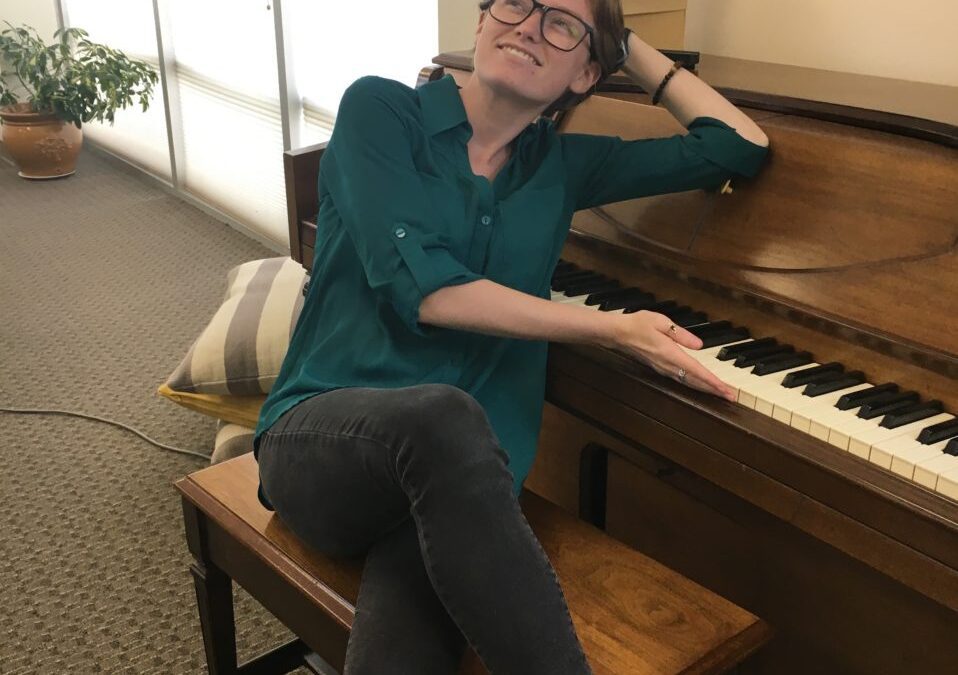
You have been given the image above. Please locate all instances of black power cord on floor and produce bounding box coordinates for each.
[0,407,212,461]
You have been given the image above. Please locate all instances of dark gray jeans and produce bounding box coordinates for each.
[256,384,591,675]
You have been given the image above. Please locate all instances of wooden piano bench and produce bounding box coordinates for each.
[174,454,770,675]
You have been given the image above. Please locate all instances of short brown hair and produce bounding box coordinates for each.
[476,0,626,116]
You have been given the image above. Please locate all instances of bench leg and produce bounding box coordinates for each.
[183,499,240,675]
[191,560,239,674]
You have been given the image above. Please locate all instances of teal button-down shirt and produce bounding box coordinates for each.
[253,73,768,505]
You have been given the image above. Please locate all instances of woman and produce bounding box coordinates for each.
[253,0,769,673]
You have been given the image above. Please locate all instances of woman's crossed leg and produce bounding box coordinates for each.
[256,383,591,675]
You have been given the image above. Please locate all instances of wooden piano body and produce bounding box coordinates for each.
[283,54,958,674]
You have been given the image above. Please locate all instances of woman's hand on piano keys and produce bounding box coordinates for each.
[612,310,737,402]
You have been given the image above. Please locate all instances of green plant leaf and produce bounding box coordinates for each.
[0,21,157,125]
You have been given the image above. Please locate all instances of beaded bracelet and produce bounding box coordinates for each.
[652,61,683,106]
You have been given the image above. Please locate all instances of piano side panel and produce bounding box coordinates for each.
[284,143,326,265]
[605,453,958,675]
[302,241,313,273]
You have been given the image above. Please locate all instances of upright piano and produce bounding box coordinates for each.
[284,52,958,674]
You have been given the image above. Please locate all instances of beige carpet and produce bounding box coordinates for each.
[0,146,311,673]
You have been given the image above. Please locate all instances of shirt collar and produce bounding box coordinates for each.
[419,74,469,137]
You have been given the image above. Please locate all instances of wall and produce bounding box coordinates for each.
[0,0,60,99]
[437,0,958,87]
[685,0,958,87]
[439,0,479,52]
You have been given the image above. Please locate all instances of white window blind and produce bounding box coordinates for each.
[61,0,171,180]
[168,0,287,245]
[57,1,440,249]
[286,0,439,146]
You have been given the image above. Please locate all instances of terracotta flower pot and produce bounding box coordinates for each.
[0,102,83,179]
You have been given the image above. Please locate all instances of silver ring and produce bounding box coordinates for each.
[668,323,677,334]
[677,367,687,382]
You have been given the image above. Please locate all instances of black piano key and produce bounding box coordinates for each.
[551,268,589,284]
[734,344,795,368]
[857,391,920,420]
[558,270,609,286]
[669,309,709,328]
[585,286,644,306]
[917,418,958,445]
[835,383,900,411]
[600,292,656,311]
[945,438,958,457]
[552,272,602,291]
[687,321,732,338]
[748,349,805,370]
[700,328,751,348]
[554,260,577,273]
[880,400,944,429]
[781,362,844,389]
[752,351,814,375]
[717,337,777,361]
[563,278,619,297]
[646,300,680,314]
[552,272,606,292]
[649,303,693,320]
[619,297,664,313]
[803,371,866,397]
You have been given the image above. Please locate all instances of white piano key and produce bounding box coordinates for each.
[914,453,958,490]
[828,413,884,451]
[551,293,591,305]
[847,413,954,461]
[722,364,816,409]
[935,466,958,501]
[739,365,813,415]
[789,383,873,434]
[730,364,820,416]
[808,407,862,443]
[871,436,949,477]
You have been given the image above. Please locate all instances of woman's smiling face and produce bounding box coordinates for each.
[473,0,602,112]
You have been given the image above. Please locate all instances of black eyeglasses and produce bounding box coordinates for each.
[483,0,596,57]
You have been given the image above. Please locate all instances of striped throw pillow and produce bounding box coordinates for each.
[164,256,306,395]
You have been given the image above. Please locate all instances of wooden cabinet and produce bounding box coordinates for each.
[622,0,687,49]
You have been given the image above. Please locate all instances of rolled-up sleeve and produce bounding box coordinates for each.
[562,116,769,211]
[320,76,483,335]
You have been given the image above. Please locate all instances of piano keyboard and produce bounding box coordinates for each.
[550,260,958,501]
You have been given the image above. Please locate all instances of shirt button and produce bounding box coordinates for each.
[394,227,406,239]
[480,215,492,226]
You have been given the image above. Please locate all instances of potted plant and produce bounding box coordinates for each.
[0,22,158,179]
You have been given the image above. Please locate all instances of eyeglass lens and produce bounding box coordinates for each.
[490,0,588,51]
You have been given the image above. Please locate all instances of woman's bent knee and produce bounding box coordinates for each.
[389,384,511,483]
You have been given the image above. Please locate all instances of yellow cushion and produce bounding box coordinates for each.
[157,383,265,429]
